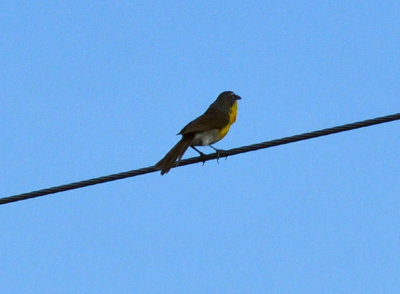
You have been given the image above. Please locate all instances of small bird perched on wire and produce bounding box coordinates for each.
[156,91,241,175]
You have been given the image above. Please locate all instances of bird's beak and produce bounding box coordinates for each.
[236,95,241,100]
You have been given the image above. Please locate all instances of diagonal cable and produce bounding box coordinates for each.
[1,112,399,205]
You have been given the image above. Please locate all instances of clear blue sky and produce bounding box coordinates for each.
[1,1,399,293]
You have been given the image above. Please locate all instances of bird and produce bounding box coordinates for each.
[156,91,241,175]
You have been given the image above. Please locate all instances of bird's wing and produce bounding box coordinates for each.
[179,109,230,135]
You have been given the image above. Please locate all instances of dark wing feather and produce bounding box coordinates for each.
[179,108,230,135]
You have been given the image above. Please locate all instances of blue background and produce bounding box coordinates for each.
[1,1,399,293]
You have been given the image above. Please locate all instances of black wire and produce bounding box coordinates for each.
[1,112,399,205]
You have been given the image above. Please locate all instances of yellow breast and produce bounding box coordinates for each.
[218,101,238,139]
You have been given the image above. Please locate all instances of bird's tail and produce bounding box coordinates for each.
[156,136,192,175]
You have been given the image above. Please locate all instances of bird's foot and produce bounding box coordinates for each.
[190,146,207,165]
[199,153,207,166]
[209,145,227,163]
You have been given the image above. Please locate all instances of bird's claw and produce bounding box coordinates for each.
[214,149,227,163]
[216,150,221,163]
[199,152,206,166]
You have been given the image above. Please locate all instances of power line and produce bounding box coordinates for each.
[1,112,399,205]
